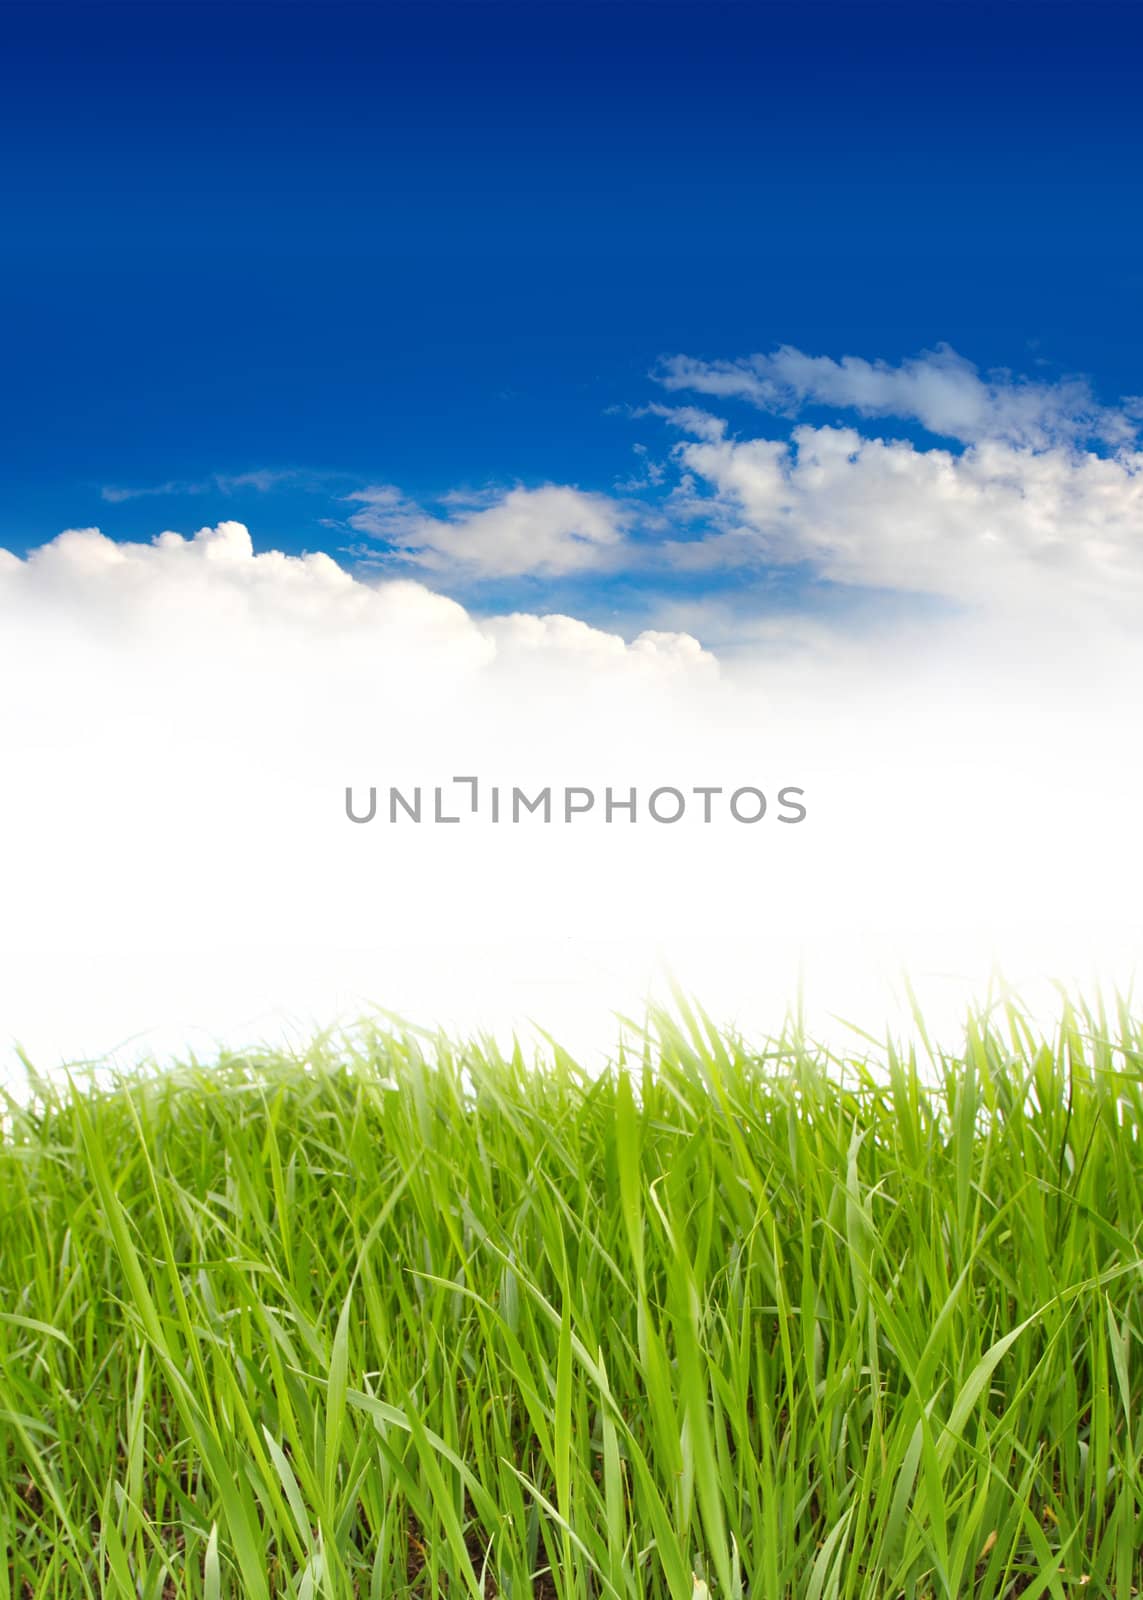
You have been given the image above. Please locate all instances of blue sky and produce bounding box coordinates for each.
[4,0,1143,631]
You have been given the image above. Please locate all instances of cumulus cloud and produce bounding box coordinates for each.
[345,482,632,577]
[658,417,1143,616]
[655,343,1139,450]
[0,520,715,763]
[482,611,715,674]
[11,520,485,654]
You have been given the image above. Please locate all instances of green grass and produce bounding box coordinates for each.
[3,994,1143,1599]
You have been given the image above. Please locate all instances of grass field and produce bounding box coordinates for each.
[3,996,1143,1599]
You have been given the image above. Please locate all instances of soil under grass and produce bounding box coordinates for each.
[2,997,1142,1598]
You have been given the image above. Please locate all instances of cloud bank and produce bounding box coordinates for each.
[4,344,1142,1080]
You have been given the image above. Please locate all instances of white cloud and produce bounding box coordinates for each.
[346,482,631,578]
[655,343,1138,450]
[1,521,713,746]
[483,611,713,672]
[660,418,1143,616]
[639,404,730,444]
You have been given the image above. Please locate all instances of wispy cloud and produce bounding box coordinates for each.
[613,441,668,493]
[654,343,1140,451]
[100,469,310,504]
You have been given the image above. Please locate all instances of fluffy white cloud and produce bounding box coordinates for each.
[656,343,1138,450]
[0,520,716,771]
[659,418,1143,616]
[345,482,631,577]
[4,519,713,670]
[7,520,489,664]
[483,611,714,672]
